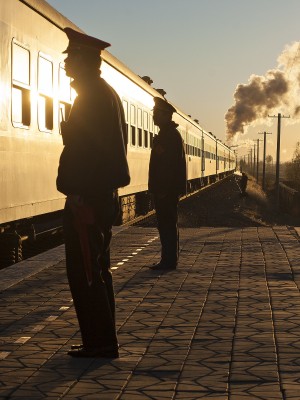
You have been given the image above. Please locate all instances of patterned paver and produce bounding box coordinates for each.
[0,226,300,399]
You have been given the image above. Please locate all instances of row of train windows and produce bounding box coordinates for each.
[123,122,156,149]
[187,148,214,159]
[11,40,234,161]
[186,146,219,160]
[122,100,159,148]
[12,40,72,131]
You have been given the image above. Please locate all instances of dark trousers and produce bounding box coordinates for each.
[63,192,119,349]
[153,193,179,266]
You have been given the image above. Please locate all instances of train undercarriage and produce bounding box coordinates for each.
[0,171,233,269]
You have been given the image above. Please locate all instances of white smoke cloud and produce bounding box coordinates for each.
[225,42,300,140]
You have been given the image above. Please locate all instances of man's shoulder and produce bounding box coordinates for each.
[80,79,116,109]
[96,78,123,107]
[98,78,119,96]
[166,126,183,143]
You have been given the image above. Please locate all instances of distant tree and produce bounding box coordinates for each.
[293,142,300,161]
[285,142,300,190]
[266,155,273,165]
[265,155,273,175]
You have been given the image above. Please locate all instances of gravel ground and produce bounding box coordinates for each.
[137,174,300,228]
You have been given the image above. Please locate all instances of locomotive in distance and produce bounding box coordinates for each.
[0,0,236,266]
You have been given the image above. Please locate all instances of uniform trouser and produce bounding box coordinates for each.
[153,193,179,266]
[63,193,118,349]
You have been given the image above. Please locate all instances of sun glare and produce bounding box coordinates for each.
[101,62,154,110]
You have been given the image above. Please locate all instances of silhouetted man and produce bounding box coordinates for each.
[56,28,130,358]
[240,172,248,196]
[148,97,186,270]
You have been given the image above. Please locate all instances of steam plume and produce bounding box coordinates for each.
[225,42,300,139]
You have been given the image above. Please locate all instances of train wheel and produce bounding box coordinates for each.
[0,232,22,268]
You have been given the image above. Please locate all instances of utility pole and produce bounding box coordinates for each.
[255,139,263,183]
[258,131,272,191]
[227,143,246,172]
[253,143,256,177]
[269,113,290,208]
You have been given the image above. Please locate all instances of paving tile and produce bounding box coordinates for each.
[1,226,300,398]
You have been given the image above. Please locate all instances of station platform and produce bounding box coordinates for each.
[1,225,300,399]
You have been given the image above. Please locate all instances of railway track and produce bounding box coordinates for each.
[0,175,233,270]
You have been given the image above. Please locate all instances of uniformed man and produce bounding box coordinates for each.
[148,97,186,270]
[240,172,248,196]
[56,28,130,358]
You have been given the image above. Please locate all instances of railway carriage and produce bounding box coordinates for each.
[0,0,236,265]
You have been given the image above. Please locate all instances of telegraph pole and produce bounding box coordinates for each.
[269,113,290,208]
[255,139,263,183]
[253,143,256,177]
[258,131,272,191]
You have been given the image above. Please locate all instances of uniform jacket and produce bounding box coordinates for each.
[148,121,186,195]
[56,76,130,197]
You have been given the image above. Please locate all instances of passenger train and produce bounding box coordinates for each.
[0,0,236,265]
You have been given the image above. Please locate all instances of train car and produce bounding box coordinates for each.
[0,0,236,265]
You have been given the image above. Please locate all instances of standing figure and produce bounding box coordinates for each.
[56,28,130,358]
[148,97,186,270]
[240,172,248,196]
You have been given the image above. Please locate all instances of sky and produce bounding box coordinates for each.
[47,0,300,162]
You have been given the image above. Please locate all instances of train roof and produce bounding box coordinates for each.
[20,0,80,31]
[19,1,162,98]
[20,0,233,153]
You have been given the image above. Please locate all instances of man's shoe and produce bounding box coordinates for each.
[149,262,176,271]
[67,346,119,358]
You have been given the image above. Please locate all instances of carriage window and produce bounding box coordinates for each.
[144,111,148,148]
[138,108,142,147]
[131,126,136,146]
[149,114,154,148]
[138,108,142,128]
[13,44,30,84]
[186,134,190,154]
[138,128,143,147]
[191,136,195,156]
[38,54,53,131]
[144,130,148,148]
[122,100,129,144]
[149,114,154,149]
[12,42,31,127]
[149,114,154,132]
[143,111,148,130]
[59,65,72,128]
[123,100,128,122]
[130,104,136,146]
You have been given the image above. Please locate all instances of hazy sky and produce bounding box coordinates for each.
[47,0,300,162]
